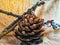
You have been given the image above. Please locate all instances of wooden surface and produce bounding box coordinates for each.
[0,0,60,45]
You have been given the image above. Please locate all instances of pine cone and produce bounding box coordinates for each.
[15,14,44,44]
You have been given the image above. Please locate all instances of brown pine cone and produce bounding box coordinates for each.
[15,14,44,44]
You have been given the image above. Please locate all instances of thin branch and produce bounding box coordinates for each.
[0,9,20,18]
[0,17,22,39]
[0,1,45,17]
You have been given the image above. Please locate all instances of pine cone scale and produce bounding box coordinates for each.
[15,14,44,44]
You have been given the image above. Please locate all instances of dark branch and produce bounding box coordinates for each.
[0,1,45,17]
[0,9,20,18]
[31,1,45,11]
[0,17,22,39]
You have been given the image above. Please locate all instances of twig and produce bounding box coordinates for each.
[0,17,21,39]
